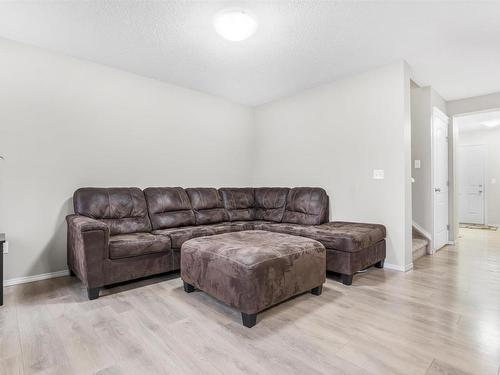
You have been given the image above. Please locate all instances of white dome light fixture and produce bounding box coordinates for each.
[213,9,258,42]
[482,120,500,128]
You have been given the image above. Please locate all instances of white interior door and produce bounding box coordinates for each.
[433,108,449,251]
[459,144,485,224]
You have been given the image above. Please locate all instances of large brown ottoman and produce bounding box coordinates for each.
[181,230,326,327]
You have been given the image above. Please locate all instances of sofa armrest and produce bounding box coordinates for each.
[68,214,108,232]
[66,214,109,288]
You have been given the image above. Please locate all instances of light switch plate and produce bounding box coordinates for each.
[373,169,385,180]
[491,178,497,184]
[3,241,8,254]
[415,160,421,169]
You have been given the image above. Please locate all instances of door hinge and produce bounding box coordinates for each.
[446,224,450,231]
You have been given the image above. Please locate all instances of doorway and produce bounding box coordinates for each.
[453,108,500,231]
[458,144,485,224]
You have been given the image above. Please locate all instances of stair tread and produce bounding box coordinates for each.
[412,238,428,252]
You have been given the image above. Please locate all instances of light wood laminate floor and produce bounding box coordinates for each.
[1,228,500,375]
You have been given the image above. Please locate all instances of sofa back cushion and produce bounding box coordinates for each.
[219,188,255,221]
[283,187,329,225]
[254,188,290,222]
[73,187,152,235]
[186,188,229,225]
[144,187,195,230]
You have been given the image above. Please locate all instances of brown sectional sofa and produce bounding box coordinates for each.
[67,186,386,299]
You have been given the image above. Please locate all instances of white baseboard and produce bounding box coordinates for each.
[4,269,69,287]
[384,262,413,272]
[4,262,413,286]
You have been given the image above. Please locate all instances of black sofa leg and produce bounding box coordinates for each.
[241,313,257,328]
[375,259,385,269]
[87,287,100,300]
[183,282,195,293]
[341,274,353,286]
[311,285,323,296]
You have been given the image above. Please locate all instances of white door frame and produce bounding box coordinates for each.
[458,144,486,225]
[431,107,449,253]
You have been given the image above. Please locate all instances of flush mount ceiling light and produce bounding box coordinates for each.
[213,9,258,41]
[481,120,500,128]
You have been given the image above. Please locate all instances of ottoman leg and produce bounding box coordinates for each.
[341,274,353,286]
[241,313,257,328]
[311,285,323,296]
[183,282,195,293]
[375,259,385,269]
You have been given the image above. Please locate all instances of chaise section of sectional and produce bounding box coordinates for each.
[254,221,386,285]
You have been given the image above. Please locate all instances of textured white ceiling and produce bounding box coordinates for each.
[0,1,499,106]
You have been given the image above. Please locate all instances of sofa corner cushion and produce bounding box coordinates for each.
[219,187,255,221]
[109,232,171,260]
[254,187,289,222]
[257,221,386,252]
[186,188,228,224]
[73,187,152,235]
[144,187,195,229]
[282,187,329,225]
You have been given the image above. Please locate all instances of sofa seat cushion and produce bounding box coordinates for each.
[154,223,249,249]
[257,221,386,252]
[109,233,171,260]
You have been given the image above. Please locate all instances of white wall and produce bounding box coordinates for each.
[0,39,254,280]
[458,128,500,225]
[410,85,447,239]
[411,84,432,235]
[447,92,500,240]
[0,39,416,279]
[448,92,500,116]
[252,62,413,270]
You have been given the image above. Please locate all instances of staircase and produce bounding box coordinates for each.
[412,237,428,261]
[412,224,430,262]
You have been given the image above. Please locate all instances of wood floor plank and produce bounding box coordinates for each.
[425,359,475,375]
[2,228,500,375]
[0,355,24,375]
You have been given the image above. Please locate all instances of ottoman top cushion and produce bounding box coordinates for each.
[182,230,325,270]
